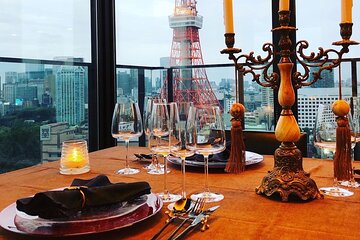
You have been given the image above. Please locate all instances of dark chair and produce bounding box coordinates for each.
[226,130,308,157]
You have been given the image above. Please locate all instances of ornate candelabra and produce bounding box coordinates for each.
[221,3,358,201]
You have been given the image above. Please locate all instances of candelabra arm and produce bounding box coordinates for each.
[294,23,359,89]
[221,40,279,89]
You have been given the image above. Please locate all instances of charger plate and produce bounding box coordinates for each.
[0,193,162,237]
[168,151,263,169]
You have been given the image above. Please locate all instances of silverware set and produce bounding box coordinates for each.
[151,198,219,240]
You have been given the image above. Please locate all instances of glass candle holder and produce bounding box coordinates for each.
[60,139,90,175]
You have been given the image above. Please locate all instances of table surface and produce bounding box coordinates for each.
[0,146,360,240]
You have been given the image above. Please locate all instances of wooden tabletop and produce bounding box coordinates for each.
[0,146,360,240]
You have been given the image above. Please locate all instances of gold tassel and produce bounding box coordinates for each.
[332,100,353,182]
[225,103,246,174]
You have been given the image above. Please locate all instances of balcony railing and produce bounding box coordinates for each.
[0,57,359,173]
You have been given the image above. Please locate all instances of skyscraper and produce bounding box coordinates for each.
[55,66,85,126]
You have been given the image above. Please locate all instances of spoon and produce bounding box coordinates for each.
[150,198,192,240]
[173,197,192,213]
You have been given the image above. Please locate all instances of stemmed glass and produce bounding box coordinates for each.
[170,102,195,199]
[313,103,355,196]
[143,96,165,174]
[187,105,226,202]
[111,101,143,175]
[352,97,360,139]
[150,102,181,202]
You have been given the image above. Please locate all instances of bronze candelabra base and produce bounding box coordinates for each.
[255,142,323,201]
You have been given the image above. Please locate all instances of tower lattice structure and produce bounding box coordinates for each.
[162,0,220,106]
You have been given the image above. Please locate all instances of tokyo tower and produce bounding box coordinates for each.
[162,0,220,106]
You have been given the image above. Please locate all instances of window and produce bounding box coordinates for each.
[296,0,360,158]
[0,1,91,173]
[116,1,274,132]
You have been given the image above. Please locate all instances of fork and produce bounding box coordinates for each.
[166,198,205,240]
[150,200,194,240]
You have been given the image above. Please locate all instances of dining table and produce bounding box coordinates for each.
[0,146,360,240]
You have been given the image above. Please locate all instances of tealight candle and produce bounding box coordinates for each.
[60,139,90,175]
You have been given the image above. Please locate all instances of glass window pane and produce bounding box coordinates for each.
[0,0,91,62]
[297,0,360,158]
[0,1,91,173]
[297,0,360,59]
[116,1,274,132]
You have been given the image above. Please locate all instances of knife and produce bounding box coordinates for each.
[170,205,219,240]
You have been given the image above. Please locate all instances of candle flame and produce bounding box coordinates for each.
[72,148,79,162]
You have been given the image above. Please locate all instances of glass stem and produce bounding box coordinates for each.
[204,155,210,193]
[152,154,158,169]
[181,157,186,198]
[125,139,130,170]
[163,155,169,198]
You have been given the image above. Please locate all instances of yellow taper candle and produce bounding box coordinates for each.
[223,0,234,33]
[341,0,353,23]
[279,0,290,11]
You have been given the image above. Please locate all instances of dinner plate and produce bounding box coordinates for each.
[168,151,263,169]
[0,193,162,236]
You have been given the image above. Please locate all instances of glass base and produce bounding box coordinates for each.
[147,167,170,175]
[116,168,140,175]
[319,187,354,197]
[157,192,182,203]
[143,163,164,170]
[339,180,360,188]
[60,165,90,175]
[191,191,224,203]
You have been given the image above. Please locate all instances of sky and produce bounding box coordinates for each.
[0,0,359,84]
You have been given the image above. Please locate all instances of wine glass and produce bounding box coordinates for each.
[351,96,360,144]
[170,102,195,199]
[143,96,165,174]
[111,101,143,175]
[313,103,355,196]
[187,105,226,202]
[150,102,181,202]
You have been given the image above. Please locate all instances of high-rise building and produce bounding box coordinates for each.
[3,83,16,104]
[5,72,18,84]
[29,79,44,104]
[261,87,274,108]
[25,63,45,80]
[297,87,352,130]
[117,70,137,98]
[40,122,77,162]
[44,70,56,106]
[55,66,85,126]
[15,84,37,104]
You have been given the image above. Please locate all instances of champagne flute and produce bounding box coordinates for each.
[187,105,226,202]
[111,101,143,175]
[150,102,181,202]
[314,103,355,196]
[170,102,195,198]
[143,96,165,174]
